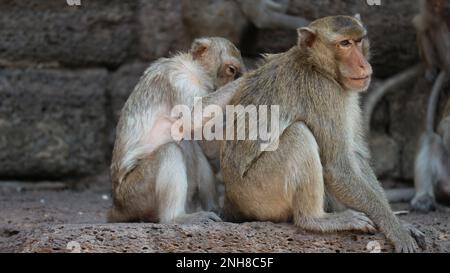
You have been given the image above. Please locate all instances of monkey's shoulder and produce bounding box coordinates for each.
[125,55,209,113]
[235,62,338,106]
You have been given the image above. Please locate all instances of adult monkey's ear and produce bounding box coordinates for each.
[191,38,211,60]
[297,27,316,48]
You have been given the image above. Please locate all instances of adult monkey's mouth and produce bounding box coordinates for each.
[350,76,370,81]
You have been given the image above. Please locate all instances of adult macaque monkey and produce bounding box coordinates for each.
[109,37,245,224]
[196,16,426,252]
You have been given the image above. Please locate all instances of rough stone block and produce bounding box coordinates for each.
[0,0,136,67]
[0,68,108,179]
[139,0,190,60]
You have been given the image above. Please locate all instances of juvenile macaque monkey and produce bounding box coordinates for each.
[196,16,426,252]
[109,37,245,224]
[413,77,450,212]
[411,0,450,212]
[362,0,450,211]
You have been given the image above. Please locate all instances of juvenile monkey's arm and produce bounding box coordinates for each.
[191,78,244,132]
[204,78,244,109]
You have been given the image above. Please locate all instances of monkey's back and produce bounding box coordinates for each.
[221,47,350,181]
[111,54,212,188]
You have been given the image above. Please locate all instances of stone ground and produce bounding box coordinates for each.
[0,175,449,253]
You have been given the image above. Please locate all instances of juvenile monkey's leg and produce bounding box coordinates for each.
[155,143,221,224]
[153,143,189,223]
[223,122,375,233]
[110,143,220,223]
[192,143,220,213]
[109,143,187,223]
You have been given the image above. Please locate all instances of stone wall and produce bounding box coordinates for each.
[0,0,446,181]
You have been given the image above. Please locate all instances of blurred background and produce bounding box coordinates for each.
[0,0,448,184]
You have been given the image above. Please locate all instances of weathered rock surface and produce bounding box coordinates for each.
[139,0,190,61]
[0,68,108,179]
[6,223,395,253]
[5,219,448,253]
[0,0,136,67]
[0,181,449,253]
[369,133,400,178]
[181,0,249,46]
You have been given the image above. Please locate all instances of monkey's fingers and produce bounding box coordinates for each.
[351,211,377,234]
[207,212,223,222]
[400,220,427,250]
[397,243,419,253]
[391,223,425,253]
[175,212,222,225]
[360,222,377,234]
[194,211,222,223]
[410,229,427,250]
[393,236,420,253]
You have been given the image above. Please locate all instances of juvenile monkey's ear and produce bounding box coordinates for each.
[191,38,211,60]
[297,27,316,48]
[354,13,362,21]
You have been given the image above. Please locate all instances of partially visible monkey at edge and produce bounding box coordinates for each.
[191,16,426,252]
[109,37,245,224]
[182,0,309,46]
[361,0,450,211]
[411,0,450,212]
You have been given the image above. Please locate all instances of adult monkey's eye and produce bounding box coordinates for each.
[226,65,237,76]
[339,40,352,47]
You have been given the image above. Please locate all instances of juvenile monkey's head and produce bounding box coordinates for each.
[298,15,373,92]
[190,37,246,89]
